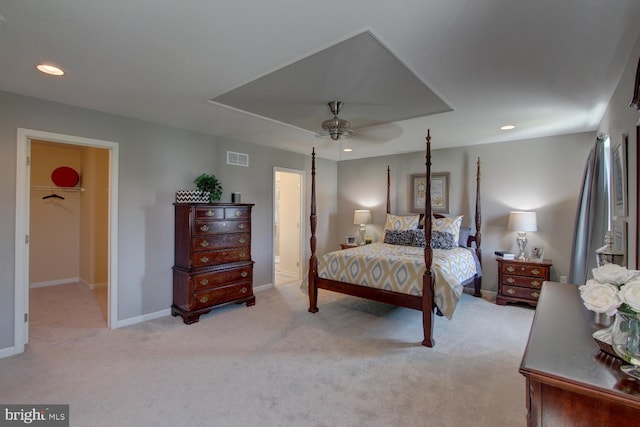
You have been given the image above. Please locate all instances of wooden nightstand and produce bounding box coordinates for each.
[340,244,358,250]
[495,257,552,307]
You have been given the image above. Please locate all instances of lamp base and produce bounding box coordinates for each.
[358,225,366,245]
[517,232,528,260]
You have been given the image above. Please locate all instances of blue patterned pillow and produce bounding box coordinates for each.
[383,230,415,246]
[432,230,456,249]
[410,229,456,249]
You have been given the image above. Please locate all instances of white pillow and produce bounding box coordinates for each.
[384,213,420,231]
[432,215,463,243]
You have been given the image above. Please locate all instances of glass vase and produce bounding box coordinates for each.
[612,310,640,379]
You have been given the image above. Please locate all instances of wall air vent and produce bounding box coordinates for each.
[227,151,249,167]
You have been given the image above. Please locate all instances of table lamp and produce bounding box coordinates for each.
[353,209,372,245]
[507,211,537,260]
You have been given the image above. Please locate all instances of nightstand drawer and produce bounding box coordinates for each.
[502,263,549,278]
[501,285,541,301]
[502,274,544,289]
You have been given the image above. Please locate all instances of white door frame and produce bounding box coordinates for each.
[273,167,305,285]
[14,128,119,355]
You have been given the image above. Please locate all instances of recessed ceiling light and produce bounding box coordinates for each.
[343,148,353,152]
[500,125,516,130]
[36,64,65,76]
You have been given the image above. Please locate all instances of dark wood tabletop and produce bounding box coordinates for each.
[519,281,640,425]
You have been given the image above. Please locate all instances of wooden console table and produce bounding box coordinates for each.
[519,281,640,426]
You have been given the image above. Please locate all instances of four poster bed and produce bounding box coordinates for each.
[306,130,482,347]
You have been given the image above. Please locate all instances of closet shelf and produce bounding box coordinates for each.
[31,185,85,192]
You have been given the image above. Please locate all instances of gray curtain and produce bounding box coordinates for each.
[569,136,609,284]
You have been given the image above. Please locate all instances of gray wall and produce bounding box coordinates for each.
[336,133,594,293]
[0,90,336,350]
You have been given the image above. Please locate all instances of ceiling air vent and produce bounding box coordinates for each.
[227,151,249,167]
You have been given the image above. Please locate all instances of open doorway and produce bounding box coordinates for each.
[29,140,109,329]
[14,129,119,355]
[273,168,304,286]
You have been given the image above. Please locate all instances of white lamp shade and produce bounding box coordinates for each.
[353,209,372,225]
[507,211,537,232]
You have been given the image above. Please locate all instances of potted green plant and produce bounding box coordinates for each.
[194,173,223,202]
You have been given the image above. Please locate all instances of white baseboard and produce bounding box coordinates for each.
[79,278,108,290]
[0,345,18,359]
[29,277,79,288]
[112,308,171,329]
[254,283,274,292]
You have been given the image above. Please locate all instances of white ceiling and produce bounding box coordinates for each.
[1,0,640,161]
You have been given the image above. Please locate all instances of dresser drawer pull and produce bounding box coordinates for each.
[531,269,540,275]
[506,266,515,273]
[506,288,515,295]
[235,210,241,217]
[239,252,246,258]
[531,291,540,298]
[200,224,209,232]
[200,296,209,303]
[206,210,215,217]
[241,271,248,278]
[200,278,209,286]
[200,256,209,263]
[239,237,246,243]
[200,241,209,247]
[238,223,246,230]
[240,287,248,294]
[531,280,541,287]
[506,278,515,284]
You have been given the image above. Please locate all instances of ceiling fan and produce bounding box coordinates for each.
[319,101,355,141]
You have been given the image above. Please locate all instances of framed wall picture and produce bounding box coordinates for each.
[612,134,628,217]
[410,172,450,213]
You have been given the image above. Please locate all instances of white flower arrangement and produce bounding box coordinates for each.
[579,264,640,317]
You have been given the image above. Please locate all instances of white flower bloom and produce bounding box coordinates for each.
[592,264,637,286]
[578,282,621,315]
[619,280,640,313]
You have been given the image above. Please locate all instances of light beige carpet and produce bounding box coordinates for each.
[1,283,534,427]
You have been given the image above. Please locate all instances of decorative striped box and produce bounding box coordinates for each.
[175,190,210,204]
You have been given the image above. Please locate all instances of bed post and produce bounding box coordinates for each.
[422,130,435,347]
[472,157,483,297]
[308,148,319,313]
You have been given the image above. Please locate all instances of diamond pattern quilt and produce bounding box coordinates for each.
[314,242,477,319]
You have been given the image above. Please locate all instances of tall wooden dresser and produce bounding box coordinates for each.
[172,203,255,324]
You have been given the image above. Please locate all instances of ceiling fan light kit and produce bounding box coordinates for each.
[321,101,355,140]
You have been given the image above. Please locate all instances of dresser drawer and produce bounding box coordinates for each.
[191,265,253,291]
[194,206,225,219]
[224,206,251,219]
[502,274,544,289]
[191,247,251,267]
[502,263,549,278]
[193,220,250,235]
[192,233,250,251]
[192,282,253,309]
[501,285,541,301]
